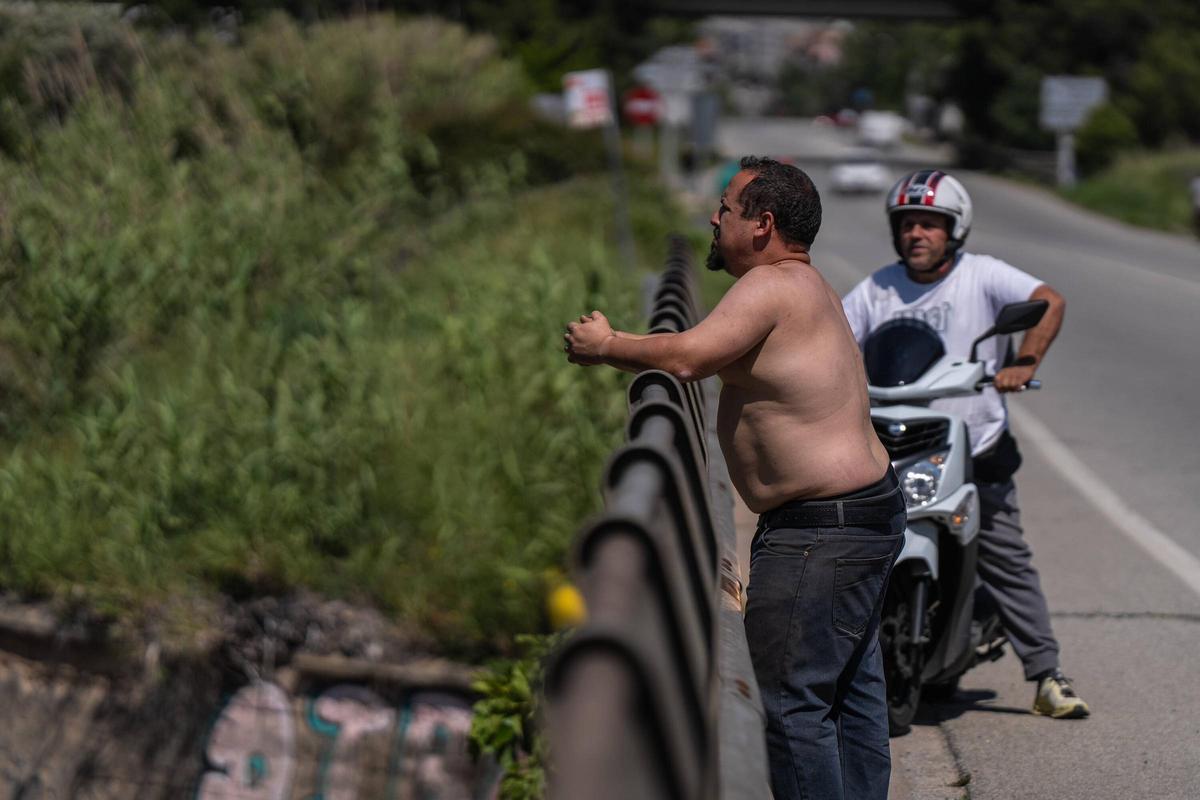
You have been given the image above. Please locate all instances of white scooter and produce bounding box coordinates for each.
[867,300,1048,735]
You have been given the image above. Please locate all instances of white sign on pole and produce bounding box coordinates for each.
[1040,76,1108,189]
[1039,76,1108,132]
[563,69,614,129]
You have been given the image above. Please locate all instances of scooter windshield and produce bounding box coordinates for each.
[862,318,945,387]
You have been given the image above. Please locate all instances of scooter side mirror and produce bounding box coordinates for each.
[993,300,1049,335]
[968,299,1049,362]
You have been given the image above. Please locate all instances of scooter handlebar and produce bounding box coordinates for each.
[976,377,1042,391]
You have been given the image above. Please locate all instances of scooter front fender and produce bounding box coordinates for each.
[893,520,939,580]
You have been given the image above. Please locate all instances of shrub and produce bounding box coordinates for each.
[1075,103,1139,177]
[470,633,565,799]
[1064,148,1200,233]
[0,4,141,156]
[0,12,671,656]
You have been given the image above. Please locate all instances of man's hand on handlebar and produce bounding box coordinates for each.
[994,364,1037,393]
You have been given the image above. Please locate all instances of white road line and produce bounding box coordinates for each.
[1010,404,1200,598]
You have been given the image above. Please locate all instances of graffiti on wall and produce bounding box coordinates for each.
[196,681,490,800]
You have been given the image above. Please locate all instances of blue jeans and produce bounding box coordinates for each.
[745,488,905,800]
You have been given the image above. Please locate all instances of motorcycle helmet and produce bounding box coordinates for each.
[885,169,972,262]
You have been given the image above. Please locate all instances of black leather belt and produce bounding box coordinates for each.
[758,485,904,530]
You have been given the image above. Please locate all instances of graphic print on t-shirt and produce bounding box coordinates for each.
[892,301,953,333]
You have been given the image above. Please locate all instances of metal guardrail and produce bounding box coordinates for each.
[546,237,770,799]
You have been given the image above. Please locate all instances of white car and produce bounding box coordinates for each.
[830,150,890,194]
[857,110,907,149]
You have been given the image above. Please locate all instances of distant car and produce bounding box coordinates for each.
[834,108,860,128]
[857,110,907,149]
[830,150,891,194]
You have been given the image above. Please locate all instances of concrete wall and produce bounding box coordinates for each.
[0,630,497,799]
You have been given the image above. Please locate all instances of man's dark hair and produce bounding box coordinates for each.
[737,156,821,247]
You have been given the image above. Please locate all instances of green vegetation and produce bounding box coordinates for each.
[769,2,1200,232]
[772,22,957,118]
[1075,104,1140,176]
[470,632,565,799]
[0,3,142,157]
[1062,149,1200,234]
[779,2,1200,166]
[0,10,687,657]
[124,0,694,95]
[945,1,1200,155]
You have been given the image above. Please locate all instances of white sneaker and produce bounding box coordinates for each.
[1032,670,1090,719]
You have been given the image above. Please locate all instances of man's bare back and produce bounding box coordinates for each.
[564,163,888,515]
[714,259,889,512]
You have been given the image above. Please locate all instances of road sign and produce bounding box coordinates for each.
[1040,75,1108,188]
[622,86,662,127]
[1040,76,1108,132]
[633,46,703,126]
[563,69,614,129]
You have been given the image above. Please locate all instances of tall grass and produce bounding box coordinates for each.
[0,12,681,657]
[1063,149,1200,234]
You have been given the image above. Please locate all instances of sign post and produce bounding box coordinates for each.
[1039,76,1108,188]
[623,85,662,160]
[564,69,637,273]
[634,47,704,191]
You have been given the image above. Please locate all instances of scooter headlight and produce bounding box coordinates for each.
[900,451,948,508]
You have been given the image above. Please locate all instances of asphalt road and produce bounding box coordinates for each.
[709,118,1200,800]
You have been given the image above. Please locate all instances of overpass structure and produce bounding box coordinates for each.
[653,0,961,19]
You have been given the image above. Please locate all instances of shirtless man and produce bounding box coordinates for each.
[564,157,904,800]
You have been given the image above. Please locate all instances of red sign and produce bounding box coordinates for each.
[623,86,662,127]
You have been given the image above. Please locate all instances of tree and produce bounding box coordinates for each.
[945,0,1200,149]
[123,0,694,93]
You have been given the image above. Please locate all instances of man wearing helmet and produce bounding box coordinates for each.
[842,169,1089,719]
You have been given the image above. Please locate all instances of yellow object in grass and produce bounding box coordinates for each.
[547,584,586,629]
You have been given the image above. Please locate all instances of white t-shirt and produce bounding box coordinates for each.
[842,252,1043,455]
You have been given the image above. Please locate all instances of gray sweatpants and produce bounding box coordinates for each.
[976,479,1061,681]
